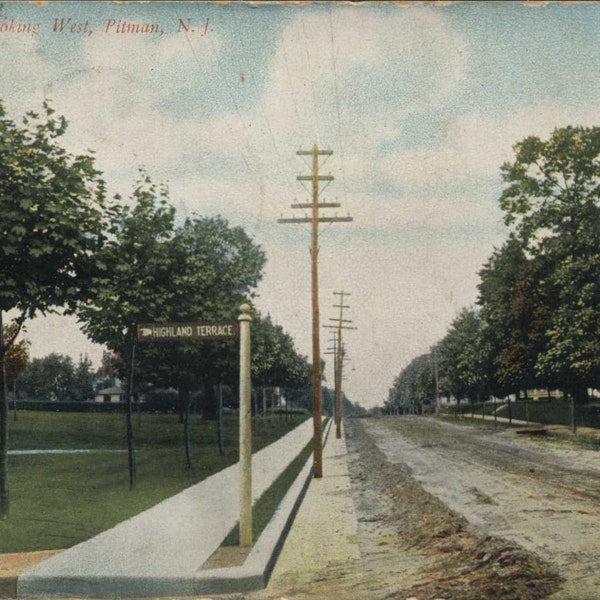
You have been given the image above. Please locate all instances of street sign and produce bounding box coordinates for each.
[137,321,239,343]
[137,306,252,549]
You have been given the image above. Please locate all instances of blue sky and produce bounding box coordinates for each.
[2,1,600,407]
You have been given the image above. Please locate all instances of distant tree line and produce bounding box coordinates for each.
[18,353,94,402]
[388,127,600,416]
[322,386,367,418]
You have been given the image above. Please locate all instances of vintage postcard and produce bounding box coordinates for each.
[1,1,600,598]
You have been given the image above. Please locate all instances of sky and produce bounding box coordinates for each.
[1,1,600,408]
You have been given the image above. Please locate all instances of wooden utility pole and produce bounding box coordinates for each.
[433,347,440,413]
[324,330,339,421]
[325,291,355,439]
[278,146,352,478]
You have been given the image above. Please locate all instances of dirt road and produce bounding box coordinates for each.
[360,416,600,600]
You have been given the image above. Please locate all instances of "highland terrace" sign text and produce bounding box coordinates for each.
[137,322,239,342]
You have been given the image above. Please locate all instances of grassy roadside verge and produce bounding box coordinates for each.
[0,412,309,553]
[443,398,600,429]
[222,438,314,547]
[437,412,600,451]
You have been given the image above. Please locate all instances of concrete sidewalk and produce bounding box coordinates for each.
[18,418,314,598]
[263,426,361,594]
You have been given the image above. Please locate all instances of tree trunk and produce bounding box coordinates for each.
[0,312,8,519]
[135,392,142,429]
[178,392,186,424]
[217,384,224,456]
[571,386,587,434]
[125,332,137,490]
[182,389,192,470]
[507,396,512,425]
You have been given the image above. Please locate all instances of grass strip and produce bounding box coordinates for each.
[222,438,314,547]
[439,412,600,451]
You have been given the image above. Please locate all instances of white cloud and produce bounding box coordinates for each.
[259,6,469,153]
[0,33,50,113]
[381,104,600,196]
[36,26,226,189]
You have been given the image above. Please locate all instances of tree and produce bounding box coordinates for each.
[73,355,95,401]
[0,101,107,519]
[94,350,120,391]
[3,323,29,421]
[343,395,366,417]
[20,353,74,401]
[133,217,266,467]
[133,216,266,413]
[77,173,178,489]
[388,353,437,414]
[438,308,492,404]
[247,312,311,416]
[500,127,600,248]
[499,126,600,416]
[19,353,92,402]
[478,237,546,396]
[251,312,311,390]
[136,216,266,468]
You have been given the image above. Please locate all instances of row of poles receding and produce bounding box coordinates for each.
[278,145,354,478]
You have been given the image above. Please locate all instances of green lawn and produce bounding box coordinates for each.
[445,398,600,429]
[0,411,309,553]
[502,399,600,428]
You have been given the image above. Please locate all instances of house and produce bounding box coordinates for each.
[94,386,123,403]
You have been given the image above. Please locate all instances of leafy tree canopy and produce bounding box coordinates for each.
[499,126,600,394]
[251,312,311,388]
[0,101,107,321]
[77,173,177,353]
[501,126,600,248]
[388,352,436,409]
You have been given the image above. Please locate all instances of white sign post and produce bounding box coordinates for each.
[238,303,253,547]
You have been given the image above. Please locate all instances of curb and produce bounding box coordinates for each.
[194,442,313,594]
[195,418,331,595]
